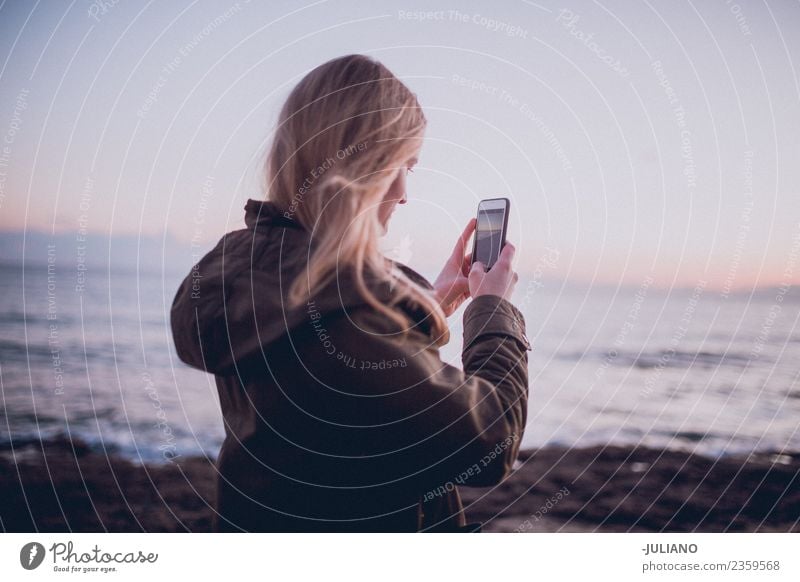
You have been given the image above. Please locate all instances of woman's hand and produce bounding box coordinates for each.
[432,218,476,317]
[469,241,519,300]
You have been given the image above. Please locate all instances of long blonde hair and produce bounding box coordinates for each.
[263,54,449,345]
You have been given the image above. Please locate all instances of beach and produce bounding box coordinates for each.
[2,436,797,533]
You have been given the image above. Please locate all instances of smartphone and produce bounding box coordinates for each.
[471,197,510,270]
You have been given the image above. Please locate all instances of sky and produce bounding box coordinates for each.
[0,0,799,291]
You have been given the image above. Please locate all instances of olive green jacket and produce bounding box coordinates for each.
[170,198,531,532]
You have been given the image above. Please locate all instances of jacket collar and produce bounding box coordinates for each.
[244,198,305,230]
[244,198,434,291]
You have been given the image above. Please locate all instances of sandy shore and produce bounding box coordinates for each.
[1,436,797,532]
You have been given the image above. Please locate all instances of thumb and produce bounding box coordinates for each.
[469,261,484,294]
[470,261,484,278]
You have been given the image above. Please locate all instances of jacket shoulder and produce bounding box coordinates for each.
[391,261,434,291]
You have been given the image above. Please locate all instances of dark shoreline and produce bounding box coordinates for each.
[1,436,798,532]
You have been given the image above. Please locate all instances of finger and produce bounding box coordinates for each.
[451,218,477,261]
[469,261,484,293]
[502,272,518,294]
[464,216,477,236]
[454,218,477,257]
[451,291,468,310]
[497,241,516,266]
[451,275,470,295]
[440,276,469,302]
[461,252,473,275]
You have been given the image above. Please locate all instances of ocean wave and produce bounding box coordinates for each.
[556,348,762,369]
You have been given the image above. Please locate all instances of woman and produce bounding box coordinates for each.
[170,54,531,532]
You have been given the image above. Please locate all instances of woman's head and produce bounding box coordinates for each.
[266,54,422,230]
[264,54,448,342]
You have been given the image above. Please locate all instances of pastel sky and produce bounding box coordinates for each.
[1,0,798,290]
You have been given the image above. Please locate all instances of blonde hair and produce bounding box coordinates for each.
[263,54,449,345]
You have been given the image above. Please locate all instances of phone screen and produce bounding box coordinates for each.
[473,198,509,270]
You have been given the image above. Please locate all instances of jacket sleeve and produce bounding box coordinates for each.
[304,293,531,492]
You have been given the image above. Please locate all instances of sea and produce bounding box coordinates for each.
[1,259,798,464]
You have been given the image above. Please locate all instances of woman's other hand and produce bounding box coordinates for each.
[469,242,519,301]
[433,218,476,316]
